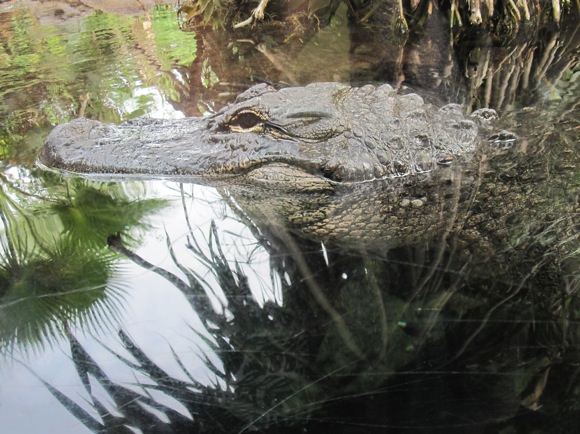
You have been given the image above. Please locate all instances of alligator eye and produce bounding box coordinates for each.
[228,110,265,131]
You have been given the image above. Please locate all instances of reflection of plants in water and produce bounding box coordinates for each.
[0,234,122,354]
[178,0,233,29]
[178,0,576,30]
[152,7,198,69]
[49,180,166,249]
[179,0,576,121]
[38,195,580,432]
[442,0,575,28]
[0,175,166,354]
[0,6,196,163]
[459,25,579,111]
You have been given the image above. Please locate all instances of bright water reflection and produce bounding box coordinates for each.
[0,2,578,433]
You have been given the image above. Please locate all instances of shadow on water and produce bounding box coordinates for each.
[0,1,578,433]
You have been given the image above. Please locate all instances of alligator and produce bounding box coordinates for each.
[39,82,576,254]
[40,82,503,182]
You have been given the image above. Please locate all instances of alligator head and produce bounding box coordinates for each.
[40,82,491,188]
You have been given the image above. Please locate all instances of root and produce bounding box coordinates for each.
[234,0,270,29]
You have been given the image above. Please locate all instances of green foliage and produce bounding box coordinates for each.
[0,176,167,355]
[152,7,197,68]
[50,183,166,248]
[0,6,197,165]
[0,236,123,354]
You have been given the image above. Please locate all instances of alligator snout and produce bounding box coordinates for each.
[40,116,216,177]
[40,118,110,173]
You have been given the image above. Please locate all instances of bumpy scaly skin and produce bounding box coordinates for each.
[40,83,490,184]
[226,163,475,249]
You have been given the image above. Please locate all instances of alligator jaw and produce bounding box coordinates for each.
[39,117,334,188]
[39,117,311,179]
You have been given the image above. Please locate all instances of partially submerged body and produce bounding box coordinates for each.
[39,83,574,258]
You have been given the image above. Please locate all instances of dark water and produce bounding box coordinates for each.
[0,2,578,433]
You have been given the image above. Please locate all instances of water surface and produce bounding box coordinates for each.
[0,3,578,433]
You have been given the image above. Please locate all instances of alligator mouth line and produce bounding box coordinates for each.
[36,153,336,184]
[212,157,336,181]
[221,158,423,185]
[37,154,423,186]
